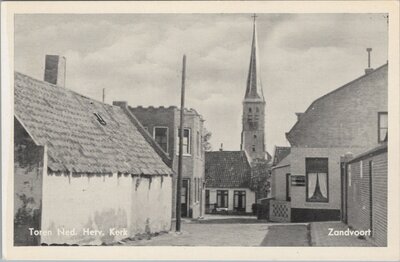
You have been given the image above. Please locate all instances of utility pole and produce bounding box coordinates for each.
[176,55,186,232]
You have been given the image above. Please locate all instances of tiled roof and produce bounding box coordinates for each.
[14,72,173,175]
[205,151,251,188]
[286,63,388,147]
[272,146,291,166]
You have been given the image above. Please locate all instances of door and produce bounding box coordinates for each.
[340,162,348,223]
[234,191,246,212]
[205,189,210,213]
[369,161,373,236]
[181,179,189,217]
[286,173,291,201]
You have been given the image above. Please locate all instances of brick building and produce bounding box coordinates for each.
[128,106,205,219]
[14,56,174,246]
[279,62,388,222]
[345,143,387,246]
[205,151,256,213]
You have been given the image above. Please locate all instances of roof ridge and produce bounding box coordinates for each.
[15,71,114,108]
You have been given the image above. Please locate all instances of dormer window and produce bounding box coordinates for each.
[94,113,106,125]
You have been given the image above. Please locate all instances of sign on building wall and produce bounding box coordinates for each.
[291,176,306,186]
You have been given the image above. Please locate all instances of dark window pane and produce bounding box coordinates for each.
[154,127,168,152]
[306,158,329,203]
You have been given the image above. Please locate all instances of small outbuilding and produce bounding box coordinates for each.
[346,143,387,246]
[14,56,174,246]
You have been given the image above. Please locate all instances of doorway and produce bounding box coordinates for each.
[369,160,373,236]
[181,179,189,217]
[234,190,246,212]
[340,161,348,223]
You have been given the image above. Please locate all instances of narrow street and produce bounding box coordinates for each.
[121,215,309,246]
[119,215,375,247]
[123,216,270,246]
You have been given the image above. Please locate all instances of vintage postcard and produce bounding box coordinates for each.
[1,1,399,260]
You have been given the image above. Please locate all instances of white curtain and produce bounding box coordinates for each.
[308,173,317,198]
[319,173,328,199]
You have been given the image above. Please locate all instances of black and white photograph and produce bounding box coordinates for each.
[1,1,399,260]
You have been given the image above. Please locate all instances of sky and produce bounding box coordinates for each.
[14,13,388,153]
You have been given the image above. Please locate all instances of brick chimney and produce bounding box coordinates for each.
[365,48,374,75]
[44,55,66,87]
[112,101,128,108]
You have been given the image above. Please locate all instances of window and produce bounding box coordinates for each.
[256,107,259,113]
[306,158,329,203]
[348,164,352,187]
[194,178,198,202]
[197,178,201,202]
[217,190,228,208]
[252,145,256,152]
[234,191,246,211]
[248,108,252,113]
[144,126,148,131]
[196,131,200,156]
[93,113,106,125]
[177,128,191,155]
[254,135,257,139]
[286,173,291,201]
[154,127,168,153]
[378,112,388,143]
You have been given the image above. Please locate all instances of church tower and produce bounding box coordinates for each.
[240,15,266,163]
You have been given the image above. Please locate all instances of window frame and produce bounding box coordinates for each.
[305,158,329,203]
[153,126,169,153]
[194,178,197,202]
[348,163,352,187]
[286,173,291,201]
[378,112,388,143]
[233,190,246,211]
[216,190,229,208]
[177,128,191,156]
[196,131,200,156]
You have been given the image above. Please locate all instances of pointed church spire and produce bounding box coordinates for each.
[244,14,265,101]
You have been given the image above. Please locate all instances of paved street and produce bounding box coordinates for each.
[261,224,310,246]
[310,221,375,246]
[117,216,374,247]
[123,221,269,246]
[121,216,309,246]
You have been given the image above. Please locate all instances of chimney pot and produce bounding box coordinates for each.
[44,55,66,88]
[219,143,223,151]
[365,48,373,74]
